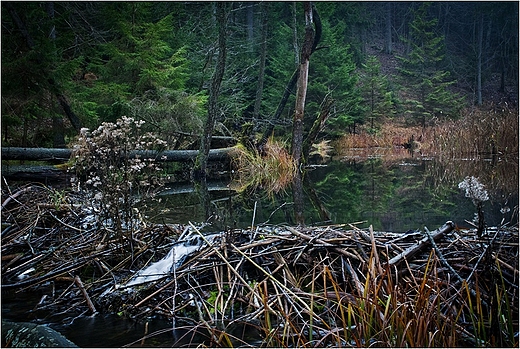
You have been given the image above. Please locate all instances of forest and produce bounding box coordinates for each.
[2,1,518,150]
[1,2,519,348]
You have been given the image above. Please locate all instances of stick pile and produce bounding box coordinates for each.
[2,184,518,347]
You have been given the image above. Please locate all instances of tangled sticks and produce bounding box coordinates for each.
[1,184,518,347]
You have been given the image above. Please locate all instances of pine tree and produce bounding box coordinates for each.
[360,55,396,130]
[397,3,464,127]
[310,6,364,136]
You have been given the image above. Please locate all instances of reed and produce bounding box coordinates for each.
[431,105,518,159]
[335,123,429,150]
[335,105,518,163]
[249,228,517,348]
[230,139,296,196]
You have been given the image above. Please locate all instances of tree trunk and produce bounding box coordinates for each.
[2,147,234,162]
[55,94,82,132]
[291,2,315,226]
[384,2,393,54]
[246,3,254,51]
[253,3,268,122]
[302,95,333,160]
[258,4,321,151]
[477,14,483,105]
[46,2,66,148]
[291,2,314,167]
[258,69,299,150]
[193,2,227,180]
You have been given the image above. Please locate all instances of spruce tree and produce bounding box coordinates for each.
[309,7,364,136]
[397,3,463,127]
[360,55,396,131]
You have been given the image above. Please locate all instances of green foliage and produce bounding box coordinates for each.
[66,4,192,127]
[307,7,365,137]
[359,56,397,129]
[127,88,207,145]
[1,2,516,148]
[397,3,464,126]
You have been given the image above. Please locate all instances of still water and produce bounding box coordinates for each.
[2,149,518,347]
[153,149,518,233]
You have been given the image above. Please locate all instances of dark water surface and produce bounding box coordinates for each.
[2,149,518,347]
[152,149,518,232]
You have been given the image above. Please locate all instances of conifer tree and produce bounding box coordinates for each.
[360,55,395,130]
[397,3,463,127]
[309,7,364,136]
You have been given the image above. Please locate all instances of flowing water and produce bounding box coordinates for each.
[2,148,518,347]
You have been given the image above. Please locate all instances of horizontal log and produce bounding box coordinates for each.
[2,147,72,161]
[387,221,455,267]
[1,147,234,162]
[1,165,70,182]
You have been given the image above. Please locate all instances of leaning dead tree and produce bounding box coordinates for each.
[257,3,322,151]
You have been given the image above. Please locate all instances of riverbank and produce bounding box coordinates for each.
[1,184,518,347]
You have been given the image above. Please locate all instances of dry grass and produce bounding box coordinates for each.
[335,122,432,152]
[335,105,518,163]
[229,139,296,196]
[432,105,519,159]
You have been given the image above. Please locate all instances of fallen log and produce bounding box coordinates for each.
[1,147,234,163]
[2,147,72,162]
[1,165,70,182]
[387,221,455,267]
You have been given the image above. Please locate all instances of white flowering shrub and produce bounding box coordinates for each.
[458,176,489,205]
[458,176,489,236]
[71,116,168,236]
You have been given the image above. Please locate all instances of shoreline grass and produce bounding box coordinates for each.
[334,105,519,161]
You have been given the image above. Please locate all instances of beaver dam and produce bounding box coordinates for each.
[2,184,518,347]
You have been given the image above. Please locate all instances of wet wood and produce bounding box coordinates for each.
[1,185,517,347]
[74,275,97,315]
[387,221,455,266]
[1,146,234,162]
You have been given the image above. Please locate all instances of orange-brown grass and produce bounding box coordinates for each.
[335,123,434,153]
[431,104,519,159]
[335,105,518,162]
[229,139,296,197]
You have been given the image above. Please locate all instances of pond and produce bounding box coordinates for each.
[2,148,518,347]
[151,148,518,233]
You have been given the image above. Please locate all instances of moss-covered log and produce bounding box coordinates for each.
[2,319,78,348]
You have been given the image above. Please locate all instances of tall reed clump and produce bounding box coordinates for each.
[251,228,517,347]
[71,116,168,238]
[230,139,296,196]
[432,104,519,159]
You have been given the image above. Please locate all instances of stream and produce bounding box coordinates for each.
[2,148,518,347]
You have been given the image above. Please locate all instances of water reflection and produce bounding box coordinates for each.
[150,149,518,232]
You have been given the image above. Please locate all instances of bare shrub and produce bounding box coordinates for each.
[71,116,168,237]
